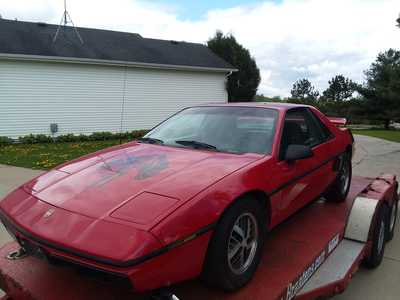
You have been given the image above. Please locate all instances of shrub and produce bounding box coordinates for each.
[88,131,115,141]
[129,129,148,139]
[0,136,13,146]
[16,130,148,144]
[55,134,79,143]
[77,134,90,142]
[19,134,53,144]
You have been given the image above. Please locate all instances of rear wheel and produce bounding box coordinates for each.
[325,151,352,203]
[364,204,389,269]
[201,197,266,291]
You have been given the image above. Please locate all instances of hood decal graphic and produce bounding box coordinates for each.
[134,154,168,180]
[90,152,169,188]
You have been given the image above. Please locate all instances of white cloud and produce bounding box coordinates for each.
[0,0,399,96]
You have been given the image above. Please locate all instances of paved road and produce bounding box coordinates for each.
[0,135,399,299]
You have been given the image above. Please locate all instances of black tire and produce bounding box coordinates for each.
[364,204,389,269]
[387,199,398,242]
[201,197,266,291]
[325,151,352,203]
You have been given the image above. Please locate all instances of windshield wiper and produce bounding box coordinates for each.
[175,140,218,151]
[137,137,164,145]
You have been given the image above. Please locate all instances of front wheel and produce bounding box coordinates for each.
[201,198,266,291]
[325,151,352,203]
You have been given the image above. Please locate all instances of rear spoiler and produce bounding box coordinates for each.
[327,117,347,126]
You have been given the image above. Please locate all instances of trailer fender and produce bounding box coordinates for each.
[344,196,379,243]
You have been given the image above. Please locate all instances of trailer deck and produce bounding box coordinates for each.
[0,175,397,300]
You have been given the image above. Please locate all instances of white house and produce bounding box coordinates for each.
[0,19,235,138]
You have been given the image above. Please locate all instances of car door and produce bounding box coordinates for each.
[272,107,335,223]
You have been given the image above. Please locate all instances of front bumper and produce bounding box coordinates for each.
[0,209,214,291]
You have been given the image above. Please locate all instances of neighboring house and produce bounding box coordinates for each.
[0,19,235,138]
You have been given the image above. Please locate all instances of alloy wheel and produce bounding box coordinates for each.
[377,219,385,255]
[340,156,351,195]
[390,202,398,233]
[227,212,258,275]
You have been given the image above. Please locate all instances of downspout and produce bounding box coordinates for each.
[119,66,128,144]
[225,71,233,102]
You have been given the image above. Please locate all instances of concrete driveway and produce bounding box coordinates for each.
[336,135,400,300]
[0,135,399,299]
[352,134,400,178]
[0,164,43,246]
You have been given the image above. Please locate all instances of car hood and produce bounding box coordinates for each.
[23,142,260,228]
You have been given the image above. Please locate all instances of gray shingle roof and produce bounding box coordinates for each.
[0,18,235,71]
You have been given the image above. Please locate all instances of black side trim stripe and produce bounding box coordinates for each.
[269,151,344,196]
[0,211,216,268]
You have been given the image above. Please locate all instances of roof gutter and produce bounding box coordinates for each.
[0,53,238,73]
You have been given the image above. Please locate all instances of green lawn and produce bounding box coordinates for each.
[0,140,128,170]
[351,129,400,143]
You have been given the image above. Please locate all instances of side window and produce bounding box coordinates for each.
[279,108,325,160]
[306,109,334,141]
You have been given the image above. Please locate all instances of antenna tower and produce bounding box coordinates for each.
[53,0,84,44]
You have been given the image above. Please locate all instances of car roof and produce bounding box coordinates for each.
[193,102,310,111]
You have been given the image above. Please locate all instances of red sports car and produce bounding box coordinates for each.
[0,103,353,292]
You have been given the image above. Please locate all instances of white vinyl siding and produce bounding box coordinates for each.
[0,60,227,138]
[122,68,227,131]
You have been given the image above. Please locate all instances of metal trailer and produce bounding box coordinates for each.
[0,175,398,300]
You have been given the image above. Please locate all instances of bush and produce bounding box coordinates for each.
[55,134,79,143]
[0,136,13,146]
[88,131,115,141]
[77,134,90,142]
[15,130,148,144]
[127,129,148,140]
[19,134,53,144]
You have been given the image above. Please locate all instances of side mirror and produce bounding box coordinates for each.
[285,144,313,162]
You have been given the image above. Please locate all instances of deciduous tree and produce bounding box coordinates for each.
[358,49,400,129]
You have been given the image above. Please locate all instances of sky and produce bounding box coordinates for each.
[0,0,399,97]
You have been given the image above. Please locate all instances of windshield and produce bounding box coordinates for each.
[143,106,278,154]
